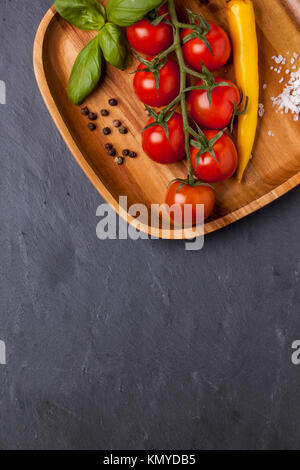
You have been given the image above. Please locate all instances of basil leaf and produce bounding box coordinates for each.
[68,35,102,104]
[99,23,129,70]
[106,0,164,27]
[55,0,106,30]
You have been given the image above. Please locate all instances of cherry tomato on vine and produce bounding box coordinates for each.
[187,78,240,129]
[142,112,185,164]
[133,57,180,107]
[126,5,174,56]
[181,20,231,72]
[191,131,238,183]
[165,182,215,225]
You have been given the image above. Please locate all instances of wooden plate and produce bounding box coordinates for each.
[33,0,300,239]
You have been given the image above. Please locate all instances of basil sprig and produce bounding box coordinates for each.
[106,0,165,27]
[99,23,129,70]
[55,0,166,103]
[55,0,106,30]
[68,35,102,104]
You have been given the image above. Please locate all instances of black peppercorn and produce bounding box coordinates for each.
[101,109,109,116]
[119,126,128,135]
[81,106,89,116]
[88,112,97,121]
[105,143,113,150]
[122,149,130,156]
[109,98,118,106]
[103,127,111,135]
[107,149,116,157]
[88,123,96,131]
[113,120,122,128]
[129,151,137,158]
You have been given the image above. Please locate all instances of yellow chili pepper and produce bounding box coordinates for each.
[226,0,259,182]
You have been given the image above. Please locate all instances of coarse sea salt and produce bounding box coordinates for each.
[271,68,300,118]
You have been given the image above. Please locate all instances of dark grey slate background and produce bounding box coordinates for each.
[0,0,300,451]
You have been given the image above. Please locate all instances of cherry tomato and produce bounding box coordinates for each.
[165,181,215,225]
[187,78,240,129]
[133,57,180,107]
[191,130,238,183]
[126,5,174,56]
[142,112,185,164]
[181,20,231,72]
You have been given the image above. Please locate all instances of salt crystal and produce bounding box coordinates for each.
[292,65,297,70]
[294,115,299,122]
[291,58,295,65]
[293,53,299,59]
[272,55,284,64]
[286,69,290,74]
[268,130,275,137]
[258,103,265,117]
[279,77,284,83]
[270,66,274,70]
[263,84,267,89]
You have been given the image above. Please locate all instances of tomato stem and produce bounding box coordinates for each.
[177,22,194,30]
[155,42,177,61]
[168,0,194,186]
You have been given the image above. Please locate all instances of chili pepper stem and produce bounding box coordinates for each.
[168,0,194,186]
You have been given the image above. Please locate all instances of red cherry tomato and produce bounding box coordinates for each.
[181,20,231,72]
[191,130,238,183]
[134,57,180,107]
[142,112,185,164]
[165,181,215,225]
[187,78,240,129]
[126,5,174,56]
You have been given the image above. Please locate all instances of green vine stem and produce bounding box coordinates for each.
[142,1,234,187]
[167,0,194,186]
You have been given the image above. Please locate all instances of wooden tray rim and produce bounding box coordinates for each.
[33,6,300,240]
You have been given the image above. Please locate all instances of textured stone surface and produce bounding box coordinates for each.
[0,0,300,450]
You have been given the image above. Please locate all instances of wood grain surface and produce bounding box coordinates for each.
[33,0,300,239]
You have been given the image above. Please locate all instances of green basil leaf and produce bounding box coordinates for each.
[55,0,106,30]
[106,0,164,27]
[68,35,102,104]
[99,23,129,70]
